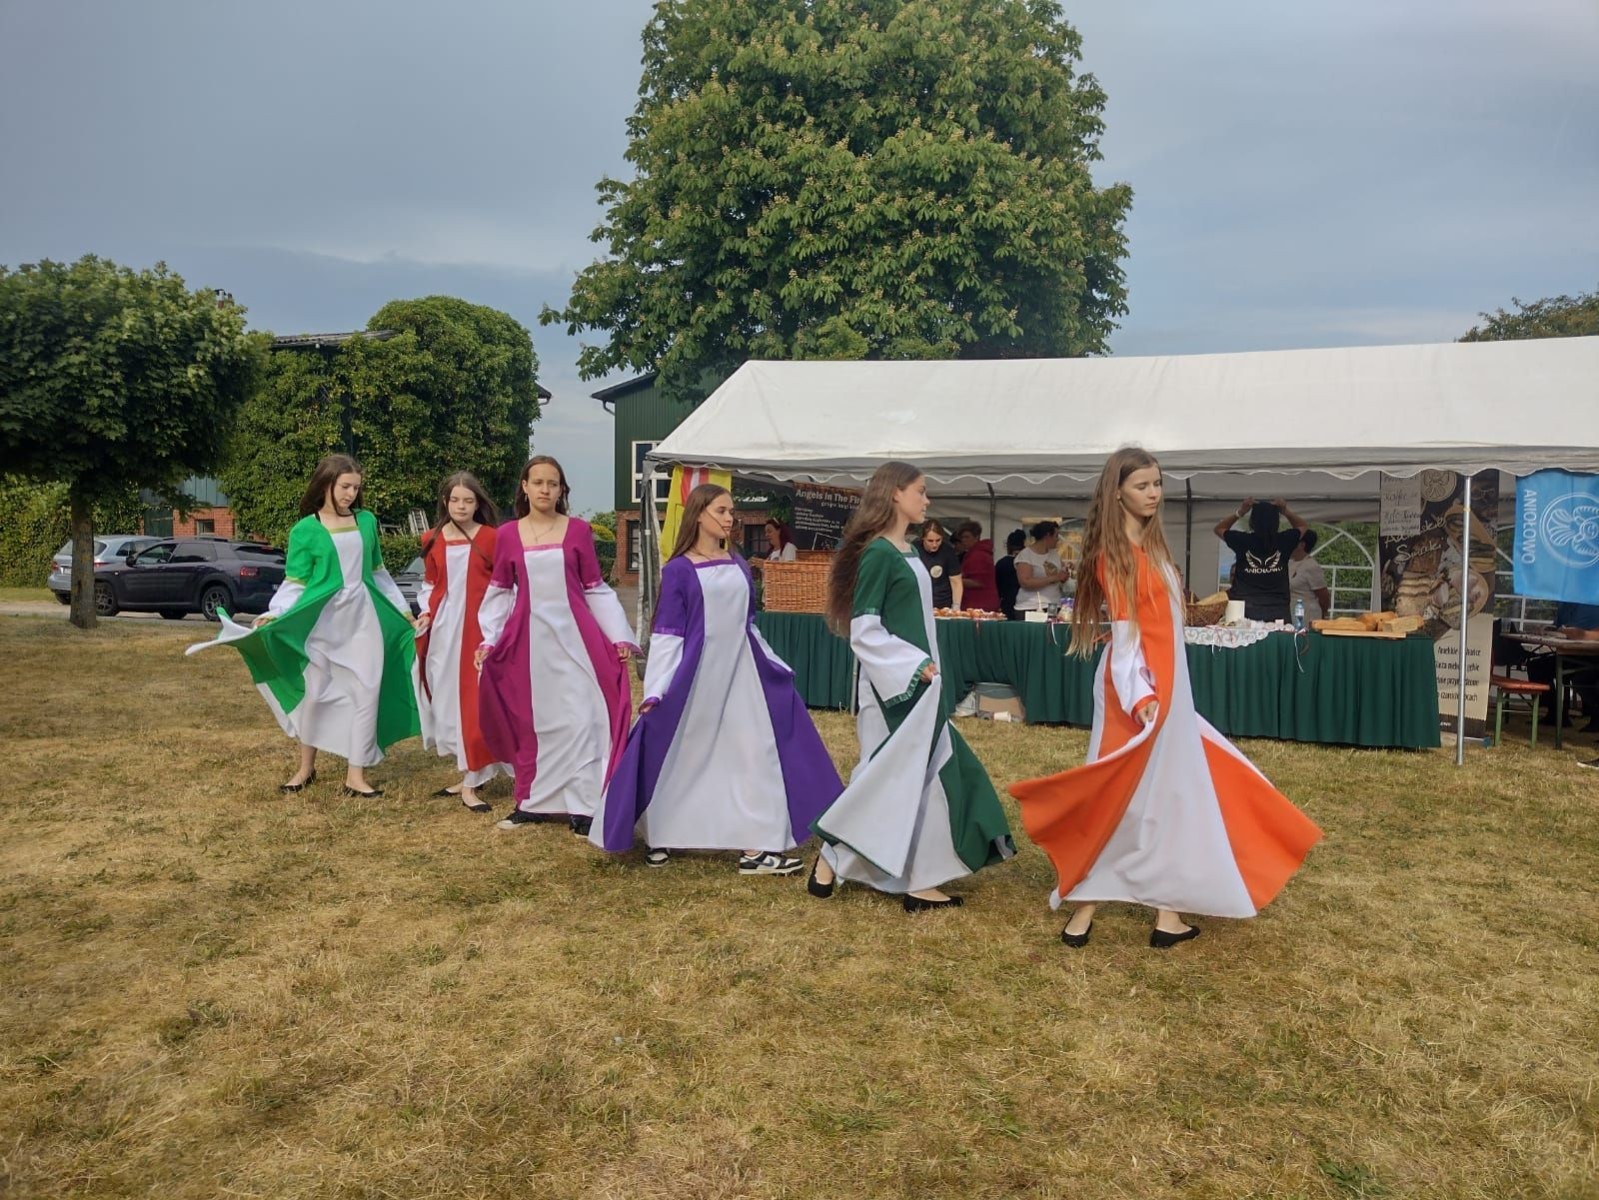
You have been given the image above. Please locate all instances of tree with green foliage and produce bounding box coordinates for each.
[222,296,541,547]
[1459,286,1599,342]
[544,0,1131,402]
[0,256,261,627]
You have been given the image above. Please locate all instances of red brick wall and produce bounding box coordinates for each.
[173,507,238,539]
[613,508,772,586]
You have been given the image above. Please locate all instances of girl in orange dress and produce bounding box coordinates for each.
[1009,447,1322,949]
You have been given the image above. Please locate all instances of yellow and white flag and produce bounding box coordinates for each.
[660,465,732,550]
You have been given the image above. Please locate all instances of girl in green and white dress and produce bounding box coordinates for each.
[808,461,1014,912]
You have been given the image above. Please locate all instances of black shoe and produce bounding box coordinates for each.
[1579,757,1599,770]
[460,795,492,813]
[432,786,461,798]
[739,851,804,876]
[279,770,316,794]
[806,857,836,898]
[903,894,964,913]
[644,848,671,867]
[1060,921,1093,948]
[1150,924,1201,949]
[342,785,383,798]
[496,810,540,830]
[569,815,594,836]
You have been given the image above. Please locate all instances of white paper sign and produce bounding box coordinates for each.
[1380,474,1424,538]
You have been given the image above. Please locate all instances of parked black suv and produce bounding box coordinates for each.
[93,538,286,621]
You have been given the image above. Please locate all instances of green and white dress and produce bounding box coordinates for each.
[814,537,1014,893]
[187,509,419,765]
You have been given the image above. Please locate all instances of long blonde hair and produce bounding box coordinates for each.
[669,483,733,561]
[1068,447,1175,658]
[824,461,923,636]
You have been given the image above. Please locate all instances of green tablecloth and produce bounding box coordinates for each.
[754,612,1441,749]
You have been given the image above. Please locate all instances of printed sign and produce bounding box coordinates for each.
[792,483,862,551]
[1512,469,1599,603]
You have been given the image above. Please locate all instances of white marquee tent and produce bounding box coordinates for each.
[640,335,1599,761]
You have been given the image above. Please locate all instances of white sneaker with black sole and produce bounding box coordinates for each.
[645,848,671,867]
[738,852,804,876]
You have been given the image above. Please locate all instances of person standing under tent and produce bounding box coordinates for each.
[475,456,638,836]
[186,454,419,797]
[1014,520,1072,614]
[592,484,843,873]
[808,462,1015,912]
[412,472,508,813]
[1010,447,1322,948]
[764,519,798,562]
[916,519,964,610]
[1213,498,1308,622]
[995,529,1027,620]
[955,520,999,612]
[1288,529,1333,622]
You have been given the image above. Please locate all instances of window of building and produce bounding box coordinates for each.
[630,441,672,505]
[195,518,216,535]
[626,521,642,573]
[743,523,770,559]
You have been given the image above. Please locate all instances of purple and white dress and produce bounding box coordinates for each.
[592,554,843,854]
[477,518,638,819]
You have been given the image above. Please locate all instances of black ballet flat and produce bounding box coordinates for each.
[343,785,384,798]
[806,857,835,899]
[431,786,461,798]
[279,771,316,794]
[1060,921,1093,948]
[1149,924,1201,949]
[569,815,593,836]
[903,894,964,913]
[460,796,491,814]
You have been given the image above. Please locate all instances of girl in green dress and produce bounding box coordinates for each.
[808,461,1014,911]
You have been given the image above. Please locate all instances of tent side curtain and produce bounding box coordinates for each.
[644,336,1599,489]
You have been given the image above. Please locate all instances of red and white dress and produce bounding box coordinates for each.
[414,526,508,788]
[1010,549,1322,917]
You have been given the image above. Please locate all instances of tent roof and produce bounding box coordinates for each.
[645,336,1599,494]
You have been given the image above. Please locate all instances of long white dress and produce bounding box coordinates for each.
[478,540,636,817]
[258,530,407,766]
[416,542,509,787]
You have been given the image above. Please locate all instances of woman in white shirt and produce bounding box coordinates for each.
[1288,529,1332,620]
[1013,520,1072,613]
[765,519,798,562]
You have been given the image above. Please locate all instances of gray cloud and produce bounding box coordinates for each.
[3,0,1595,510]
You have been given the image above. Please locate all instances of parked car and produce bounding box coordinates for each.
[49,535,163,603]
[91,538,286,621]
[393,556,425,616]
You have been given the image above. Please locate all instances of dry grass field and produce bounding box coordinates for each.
[1,616,1596,1200]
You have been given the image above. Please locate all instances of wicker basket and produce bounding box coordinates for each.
[763,556,832,613]
[1185,596,1230,627]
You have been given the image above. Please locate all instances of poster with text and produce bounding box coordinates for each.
[1379,470,1499,737]
[792,483,862,550]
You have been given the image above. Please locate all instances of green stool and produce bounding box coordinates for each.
[1490,675,1550,747]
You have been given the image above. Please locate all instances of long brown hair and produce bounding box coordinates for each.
[824,461,924,636]
[1067,446,1175,658]
[299,453,363,517]
[669,483,733,562]
[424,471,497,565]
[513,455,570,517]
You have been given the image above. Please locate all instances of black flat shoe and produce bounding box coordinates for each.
[343,785,384,798]
[1060,921,1093,948]
[806,857,835,898]
[903,894,964,913]
[1149,924,1201,949]
[460,796,491,813]
[569,815,593,836]
[432,786,461,798]
[279,770,316,794]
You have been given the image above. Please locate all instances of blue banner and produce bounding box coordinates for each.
[1513,470,1599,602]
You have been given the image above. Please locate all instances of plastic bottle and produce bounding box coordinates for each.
[1293,598,1306,632]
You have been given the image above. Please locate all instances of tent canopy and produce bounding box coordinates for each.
[644,336,1599,496]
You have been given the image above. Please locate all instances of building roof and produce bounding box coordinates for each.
[591,372,659,403]
[270,330,397,350]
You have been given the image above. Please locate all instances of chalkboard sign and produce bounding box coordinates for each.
[792,482,862,550]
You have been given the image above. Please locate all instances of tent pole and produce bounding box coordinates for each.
[986,483,997,543]
[1455,472,1474,767]
[1184,479,1194,590]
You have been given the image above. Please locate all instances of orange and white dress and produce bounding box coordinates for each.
[1010,549,1322,918]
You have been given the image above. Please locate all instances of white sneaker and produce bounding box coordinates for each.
[738,852,804,876]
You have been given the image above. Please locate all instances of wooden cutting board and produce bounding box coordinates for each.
[1316,628,1409,640]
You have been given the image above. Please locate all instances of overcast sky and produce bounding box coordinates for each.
[2,1,1595,513]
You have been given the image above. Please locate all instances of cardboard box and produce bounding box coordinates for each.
[976,692,1025,722]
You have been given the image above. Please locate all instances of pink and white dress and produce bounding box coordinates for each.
[476,518,638,818]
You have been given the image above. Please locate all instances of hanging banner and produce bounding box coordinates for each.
[1379,470,1499,737]
[1512,469,1599,602]
[792,483,862,550]
[660,465,732,552]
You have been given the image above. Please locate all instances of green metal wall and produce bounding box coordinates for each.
[610,380,701,511]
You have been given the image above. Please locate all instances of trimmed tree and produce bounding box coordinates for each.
[544,0,1132,401]
[1459,287,1599,342]
[0,256,261,628]
[221,297,541,547]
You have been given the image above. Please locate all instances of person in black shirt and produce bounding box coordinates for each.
[995,529,1026,620]
[916,520,964,609]
[1214,498,1308,622]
